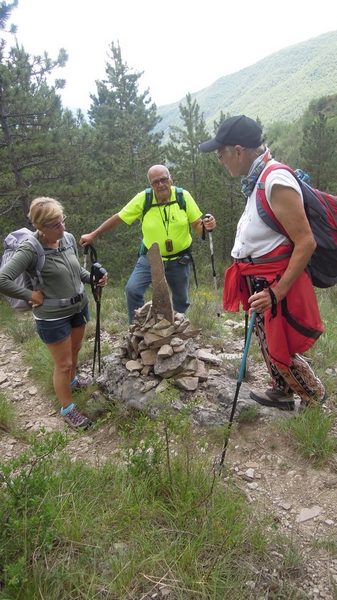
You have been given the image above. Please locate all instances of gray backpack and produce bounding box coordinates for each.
[1,227,73,311]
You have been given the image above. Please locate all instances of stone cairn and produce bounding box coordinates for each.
[121,302,208,391]
[96,242,252,425]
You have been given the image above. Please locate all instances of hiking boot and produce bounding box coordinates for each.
[64,406,92,430]
[250,388,295,411]
[72,377,91,390]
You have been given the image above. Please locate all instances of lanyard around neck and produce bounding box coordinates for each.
[158,203,171,237]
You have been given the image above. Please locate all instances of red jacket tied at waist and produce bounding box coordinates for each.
[223,246,324,368]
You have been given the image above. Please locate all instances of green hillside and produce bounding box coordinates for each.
[156,30,337,134]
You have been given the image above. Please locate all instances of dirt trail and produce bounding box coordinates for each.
[1,328,337,599]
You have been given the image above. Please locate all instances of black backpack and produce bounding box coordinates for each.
[256,164,337,288]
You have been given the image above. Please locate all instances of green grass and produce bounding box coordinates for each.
[22,334,54,394]
[307,287,337,397]
[238,406,259,423]
[0,300,37,344]
[0,284,337,598]
[0,392,17,434]
[0,422,307,600]
[277,406,337,464]
[189,285,221,338]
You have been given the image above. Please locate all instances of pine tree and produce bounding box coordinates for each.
[0,29,71,230]
[86,41,164,276]
[89,41,163,196]
[165,100,243,265]
[300,112,337,190]
[0,0,18,31]
[165,93,210,202]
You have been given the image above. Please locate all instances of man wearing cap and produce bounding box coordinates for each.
[200,115,325,411]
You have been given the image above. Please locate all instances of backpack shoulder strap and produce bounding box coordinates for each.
[63,231,72,244]
[24,232,75,287]
[23,234,48,287]
[142,186,186,220]
[256,164,296,238]
[62,231,75,251]
[142,188,153,220]
[174,186,186,211]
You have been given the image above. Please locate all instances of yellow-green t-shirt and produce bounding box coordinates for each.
[118,187,202,259]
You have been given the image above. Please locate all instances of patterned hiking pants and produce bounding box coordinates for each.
[253,311,325,405]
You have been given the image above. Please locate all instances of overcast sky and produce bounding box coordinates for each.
[5,0,337,112]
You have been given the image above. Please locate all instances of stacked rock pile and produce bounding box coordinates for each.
[120,302,208,391]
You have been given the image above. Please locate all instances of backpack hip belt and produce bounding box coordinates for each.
[161,245,192,260]
[42,283,85,307]
[235,251,293,264]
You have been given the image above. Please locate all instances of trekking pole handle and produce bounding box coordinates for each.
[254,277,267,293]
[205,214,215,261]
[90,262,107,303]
[205,213,215,232]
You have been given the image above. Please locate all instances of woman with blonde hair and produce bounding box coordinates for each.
[0,197,107,430]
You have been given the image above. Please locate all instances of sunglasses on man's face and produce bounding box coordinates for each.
[150,176,170,187]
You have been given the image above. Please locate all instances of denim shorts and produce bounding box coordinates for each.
[35,304,90,344]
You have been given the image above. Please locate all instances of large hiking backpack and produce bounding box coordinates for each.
[1,228,73,311]
[256,164,337,288]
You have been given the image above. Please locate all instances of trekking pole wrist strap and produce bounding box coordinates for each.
[201,220,206,241]
[268,287,278,319]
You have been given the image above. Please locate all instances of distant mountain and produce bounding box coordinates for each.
[156,30,337,135]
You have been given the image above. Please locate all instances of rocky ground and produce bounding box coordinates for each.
[1,326,337,599]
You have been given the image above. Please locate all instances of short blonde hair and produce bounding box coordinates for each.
[28,197,64,230]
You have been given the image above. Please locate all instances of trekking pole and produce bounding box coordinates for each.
[214,277,266,473]
[92,284,102,376]
[91,262,107,376]
[84,245,107,377]
[205,213,221,335]
[243,310,249,378]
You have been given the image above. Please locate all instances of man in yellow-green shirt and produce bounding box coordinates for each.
[80,165,216,323]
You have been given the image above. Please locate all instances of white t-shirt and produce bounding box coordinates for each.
[231,160,302,259]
